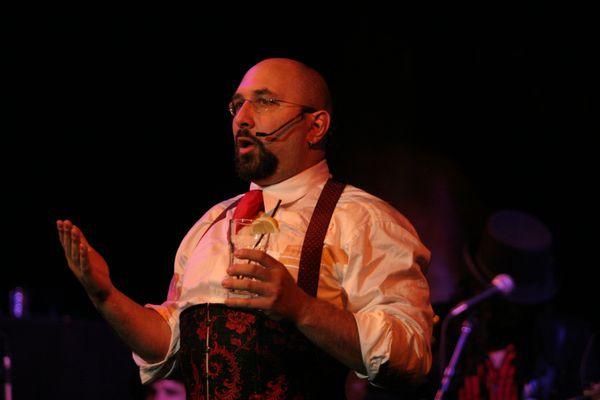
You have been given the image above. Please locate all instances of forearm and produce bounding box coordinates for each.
[295,295,367,375]
[90,288,171,363]
[56,221,173,364]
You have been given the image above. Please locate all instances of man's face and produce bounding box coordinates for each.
[231,61,313,185]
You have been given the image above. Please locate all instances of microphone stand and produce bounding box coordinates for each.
[434,316,474,400]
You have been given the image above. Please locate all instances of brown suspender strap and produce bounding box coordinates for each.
[297,179,346,297]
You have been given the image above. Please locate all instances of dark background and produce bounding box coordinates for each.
[1,6,598,397]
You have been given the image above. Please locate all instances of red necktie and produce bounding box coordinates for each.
[233,190,264,220]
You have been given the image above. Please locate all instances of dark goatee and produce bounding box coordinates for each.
[234,130,279,182]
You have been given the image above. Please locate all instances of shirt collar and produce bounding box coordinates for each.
[249,159,331,213]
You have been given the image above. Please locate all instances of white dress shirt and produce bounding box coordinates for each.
[134,160,434,383]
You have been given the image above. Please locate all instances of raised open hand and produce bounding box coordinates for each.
[56,220,114,302]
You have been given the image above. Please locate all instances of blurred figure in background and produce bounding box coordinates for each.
[446,210,598,399]
[143,378,186,400]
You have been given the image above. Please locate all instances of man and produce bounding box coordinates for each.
[57,58,433,398]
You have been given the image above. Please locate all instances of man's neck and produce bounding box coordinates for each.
[253,157,326,187]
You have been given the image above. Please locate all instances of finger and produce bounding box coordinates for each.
[225,296,270,310]
[233,249,279,268]
[79,242,89,272]
[222,277,268,296]
[71,227,81,264]
[56,220,65,247]
[73,225,89,247]
[63,220,73,257]
[58,219,70,249]
[227,263,269,281]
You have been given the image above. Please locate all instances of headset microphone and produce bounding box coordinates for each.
[255,113,305,142]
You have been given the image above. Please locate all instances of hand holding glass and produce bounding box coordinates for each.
[227,217,277,298]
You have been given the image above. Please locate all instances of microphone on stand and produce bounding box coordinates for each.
[436,274,516,400]
[449,274,515,317]
[255,113,305,142]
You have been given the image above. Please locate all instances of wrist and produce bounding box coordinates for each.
[88,284,116,306]
[292,289,316,327]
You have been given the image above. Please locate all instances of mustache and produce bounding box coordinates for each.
[235,129,267,150]
[235,129,261,143]
[235,128,252,139]
[234,129,266,155]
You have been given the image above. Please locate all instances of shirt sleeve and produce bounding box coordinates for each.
[342,217,434,383]
[131,205,223,384]
[132,274,183,384]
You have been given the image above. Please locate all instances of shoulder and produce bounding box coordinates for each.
[177,194,243,252]
[336,184,420,239]
[198,194,244,224]
[334,183,431,271]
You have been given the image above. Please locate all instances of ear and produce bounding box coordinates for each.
[306,111,331,145]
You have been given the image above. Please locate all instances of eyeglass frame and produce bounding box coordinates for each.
[228,96,318,117]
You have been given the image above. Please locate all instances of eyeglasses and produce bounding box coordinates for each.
[228,97,316,117]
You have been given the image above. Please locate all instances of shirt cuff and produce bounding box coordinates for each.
[353,309,393,381]
[131,304,180,384]
[353,308,431,383]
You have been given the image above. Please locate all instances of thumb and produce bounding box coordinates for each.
[72,225,90,247]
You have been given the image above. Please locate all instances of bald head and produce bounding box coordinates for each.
[241,58,332,113]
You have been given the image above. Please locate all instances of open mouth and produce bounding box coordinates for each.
[237,137,257,156]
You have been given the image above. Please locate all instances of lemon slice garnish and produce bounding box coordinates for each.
[251,216,279,234]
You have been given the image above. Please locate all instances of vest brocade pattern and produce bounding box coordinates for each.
[178,305,346,399]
